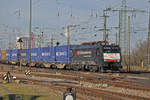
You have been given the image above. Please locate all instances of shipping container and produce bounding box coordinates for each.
[55,45,72,63]
[11,49,19,62]
[21,49,29,62]
[6,49,12,61]
[40,47,55,63]
[30,48,40,62]
[1,50,6,61]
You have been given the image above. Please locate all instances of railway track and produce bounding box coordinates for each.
[0,64,150,100]
[5,76,150,100]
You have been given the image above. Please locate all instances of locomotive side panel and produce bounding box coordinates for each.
[71,45,100,71]
[71,48,96,65]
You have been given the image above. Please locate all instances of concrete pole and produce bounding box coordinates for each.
[67,25,70,45]
[20,42,22,71]
[103,12,107,41]
[128,16,131,72]
[29,0,32,68]
[51,34,54,47]
[147,10,150,69]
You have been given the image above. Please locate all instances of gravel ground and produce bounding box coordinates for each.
[103,86,150,99]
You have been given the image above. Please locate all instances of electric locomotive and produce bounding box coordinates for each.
[71,43,122,72]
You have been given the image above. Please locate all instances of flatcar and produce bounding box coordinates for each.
[0,42,122,72]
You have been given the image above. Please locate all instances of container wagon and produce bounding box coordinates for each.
[0,43,122,72]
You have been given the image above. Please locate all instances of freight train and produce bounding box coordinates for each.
[0,41,122,72]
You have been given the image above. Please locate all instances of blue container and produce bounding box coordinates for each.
[21,49,29,62]
[55,45,72,63]
[29,48,40,62]
[11,49,19,62]
[40,47,55,63]
[6,49,11,61]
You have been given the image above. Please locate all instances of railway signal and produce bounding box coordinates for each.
[17,38,23,71]
[63,87,76,100]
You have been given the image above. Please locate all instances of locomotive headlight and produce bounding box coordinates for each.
[117,59,120,62]
[104,59,107,62]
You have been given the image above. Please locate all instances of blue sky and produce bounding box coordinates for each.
[0,0,149,48]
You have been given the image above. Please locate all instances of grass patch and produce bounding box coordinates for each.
[0,83,62,100]
[123,66,150,71]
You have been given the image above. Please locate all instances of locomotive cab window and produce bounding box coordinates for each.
[103,46,120,53]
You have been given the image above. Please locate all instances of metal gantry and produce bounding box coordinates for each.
[29,0,32,67]
[104,0,146,55]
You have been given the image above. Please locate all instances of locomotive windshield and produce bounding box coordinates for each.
[103,46,121,62]
[103,46,120,53]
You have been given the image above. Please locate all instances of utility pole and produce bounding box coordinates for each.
[67,25,70,45]
[18,38,23,71]
[122,0,127,56]
[116,32,118,45]
[100,11,109,41]
[128,16,131,72]
[51,34,54,47]
[29,0,32,67]
[147,10,150,69]
[118,10,121,46]
[104,0,145,53]
[104,12,107,41]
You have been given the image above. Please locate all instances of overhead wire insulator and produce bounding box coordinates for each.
[58,11,60,16]
[91,9,93,17]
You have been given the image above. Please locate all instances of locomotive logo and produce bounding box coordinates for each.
[76,51,80,55]
[76,51,91,55]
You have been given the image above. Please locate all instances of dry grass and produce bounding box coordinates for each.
[123,66,150,71]
[0,82,62,100]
